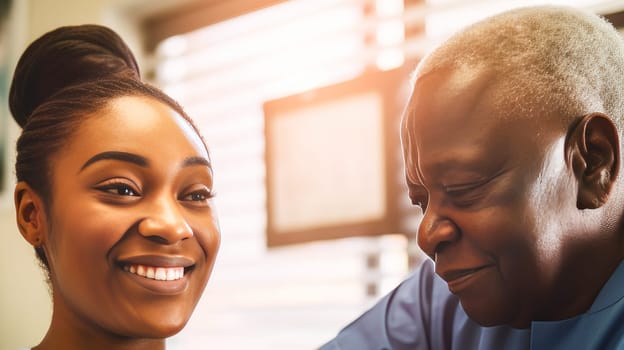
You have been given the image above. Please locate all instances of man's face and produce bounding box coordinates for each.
[402,65,588,328]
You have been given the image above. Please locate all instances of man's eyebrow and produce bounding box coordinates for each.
[182,156,211,168]
[80,151,149,172]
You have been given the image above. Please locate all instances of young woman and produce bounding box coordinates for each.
[10,25,220,350]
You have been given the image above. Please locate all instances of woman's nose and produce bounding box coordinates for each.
[417,205,459,259]
[138,198,193,244]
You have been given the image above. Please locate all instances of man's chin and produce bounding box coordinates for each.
[460,300,532,329]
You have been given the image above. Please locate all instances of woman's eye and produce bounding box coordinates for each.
[181,189,214,203]
[115,186,138,196]
[188,192,207,201]
[96,182,140,197]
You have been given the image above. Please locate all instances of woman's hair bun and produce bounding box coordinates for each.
[9,24,141,127]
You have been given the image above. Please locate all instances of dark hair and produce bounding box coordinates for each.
[9,24,206,269]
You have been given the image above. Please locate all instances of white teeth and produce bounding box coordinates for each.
[166,268,175,281]
[123,264,185,281]
[155,268,166,281]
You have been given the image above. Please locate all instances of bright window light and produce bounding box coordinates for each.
[376,19,405,46]
[375,0,404,18]
[376,47,405,70]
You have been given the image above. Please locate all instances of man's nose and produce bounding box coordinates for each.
[137,197,193,244]
[417,203,459,259]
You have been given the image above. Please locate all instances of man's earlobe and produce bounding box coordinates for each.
[14,182,47,246]
[567,113,620,209]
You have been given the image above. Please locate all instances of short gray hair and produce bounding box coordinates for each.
[409,5,624,128]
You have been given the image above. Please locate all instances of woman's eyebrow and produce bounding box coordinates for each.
[80,151,149,172]
[182,156,211,168]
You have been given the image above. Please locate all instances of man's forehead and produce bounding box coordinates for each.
[401,64,537,186]
[412,64,495,107]
[418,63,490,94]
[404,64,499,147]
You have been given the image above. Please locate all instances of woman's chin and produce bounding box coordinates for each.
[123,315,191,339]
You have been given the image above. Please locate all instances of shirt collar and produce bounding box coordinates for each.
[587,259,624,313]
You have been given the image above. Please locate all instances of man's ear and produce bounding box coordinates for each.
[14,182,47,246]
[567,113,620,209]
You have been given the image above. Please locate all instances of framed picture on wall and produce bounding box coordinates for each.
[263,67,411,247]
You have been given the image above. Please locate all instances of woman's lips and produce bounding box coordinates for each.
[123,264,184,281]
[116,254,195,268]
[116,255,196,294]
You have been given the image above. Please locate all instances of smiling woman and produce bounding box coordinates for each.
[9,25,220,350]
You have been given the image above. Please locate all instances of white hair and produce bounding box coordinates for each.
[409,5,624,127]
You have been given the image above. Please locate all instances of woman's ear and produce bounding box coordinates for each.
[567,113,620,209]
[14,182,47,246]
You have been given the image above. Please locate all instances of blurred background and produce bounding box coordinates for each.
[1,0,624,349]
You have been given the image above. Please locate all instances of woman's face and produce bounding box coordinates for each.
[41,95,220,338]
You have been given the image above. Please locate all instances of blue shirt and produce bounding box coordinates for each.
[320,259,624,350]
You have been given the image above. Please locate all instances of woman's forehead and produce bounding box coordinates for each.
[110,96,206,152]
[60,96,208,165]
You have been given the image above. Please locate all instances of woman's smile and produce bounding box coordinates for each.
[123,265,185,281]
[120,265,192,295]
[117,254,197,294]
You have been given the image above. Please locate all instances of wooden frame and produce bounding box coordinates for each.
[263,68,410,247]
[604,10,624,29]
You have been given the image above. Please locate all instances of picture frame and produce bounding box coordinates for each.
[263,67,411,247]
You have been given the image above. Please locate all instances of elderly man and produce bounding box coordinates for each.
[321,5,624,350]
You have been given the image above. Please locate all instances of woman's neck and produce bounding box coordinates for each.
[34,297,166,350]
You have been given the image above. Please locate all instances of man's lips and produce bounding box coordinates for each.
[439,266,491,282]
[437,264,494,293]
